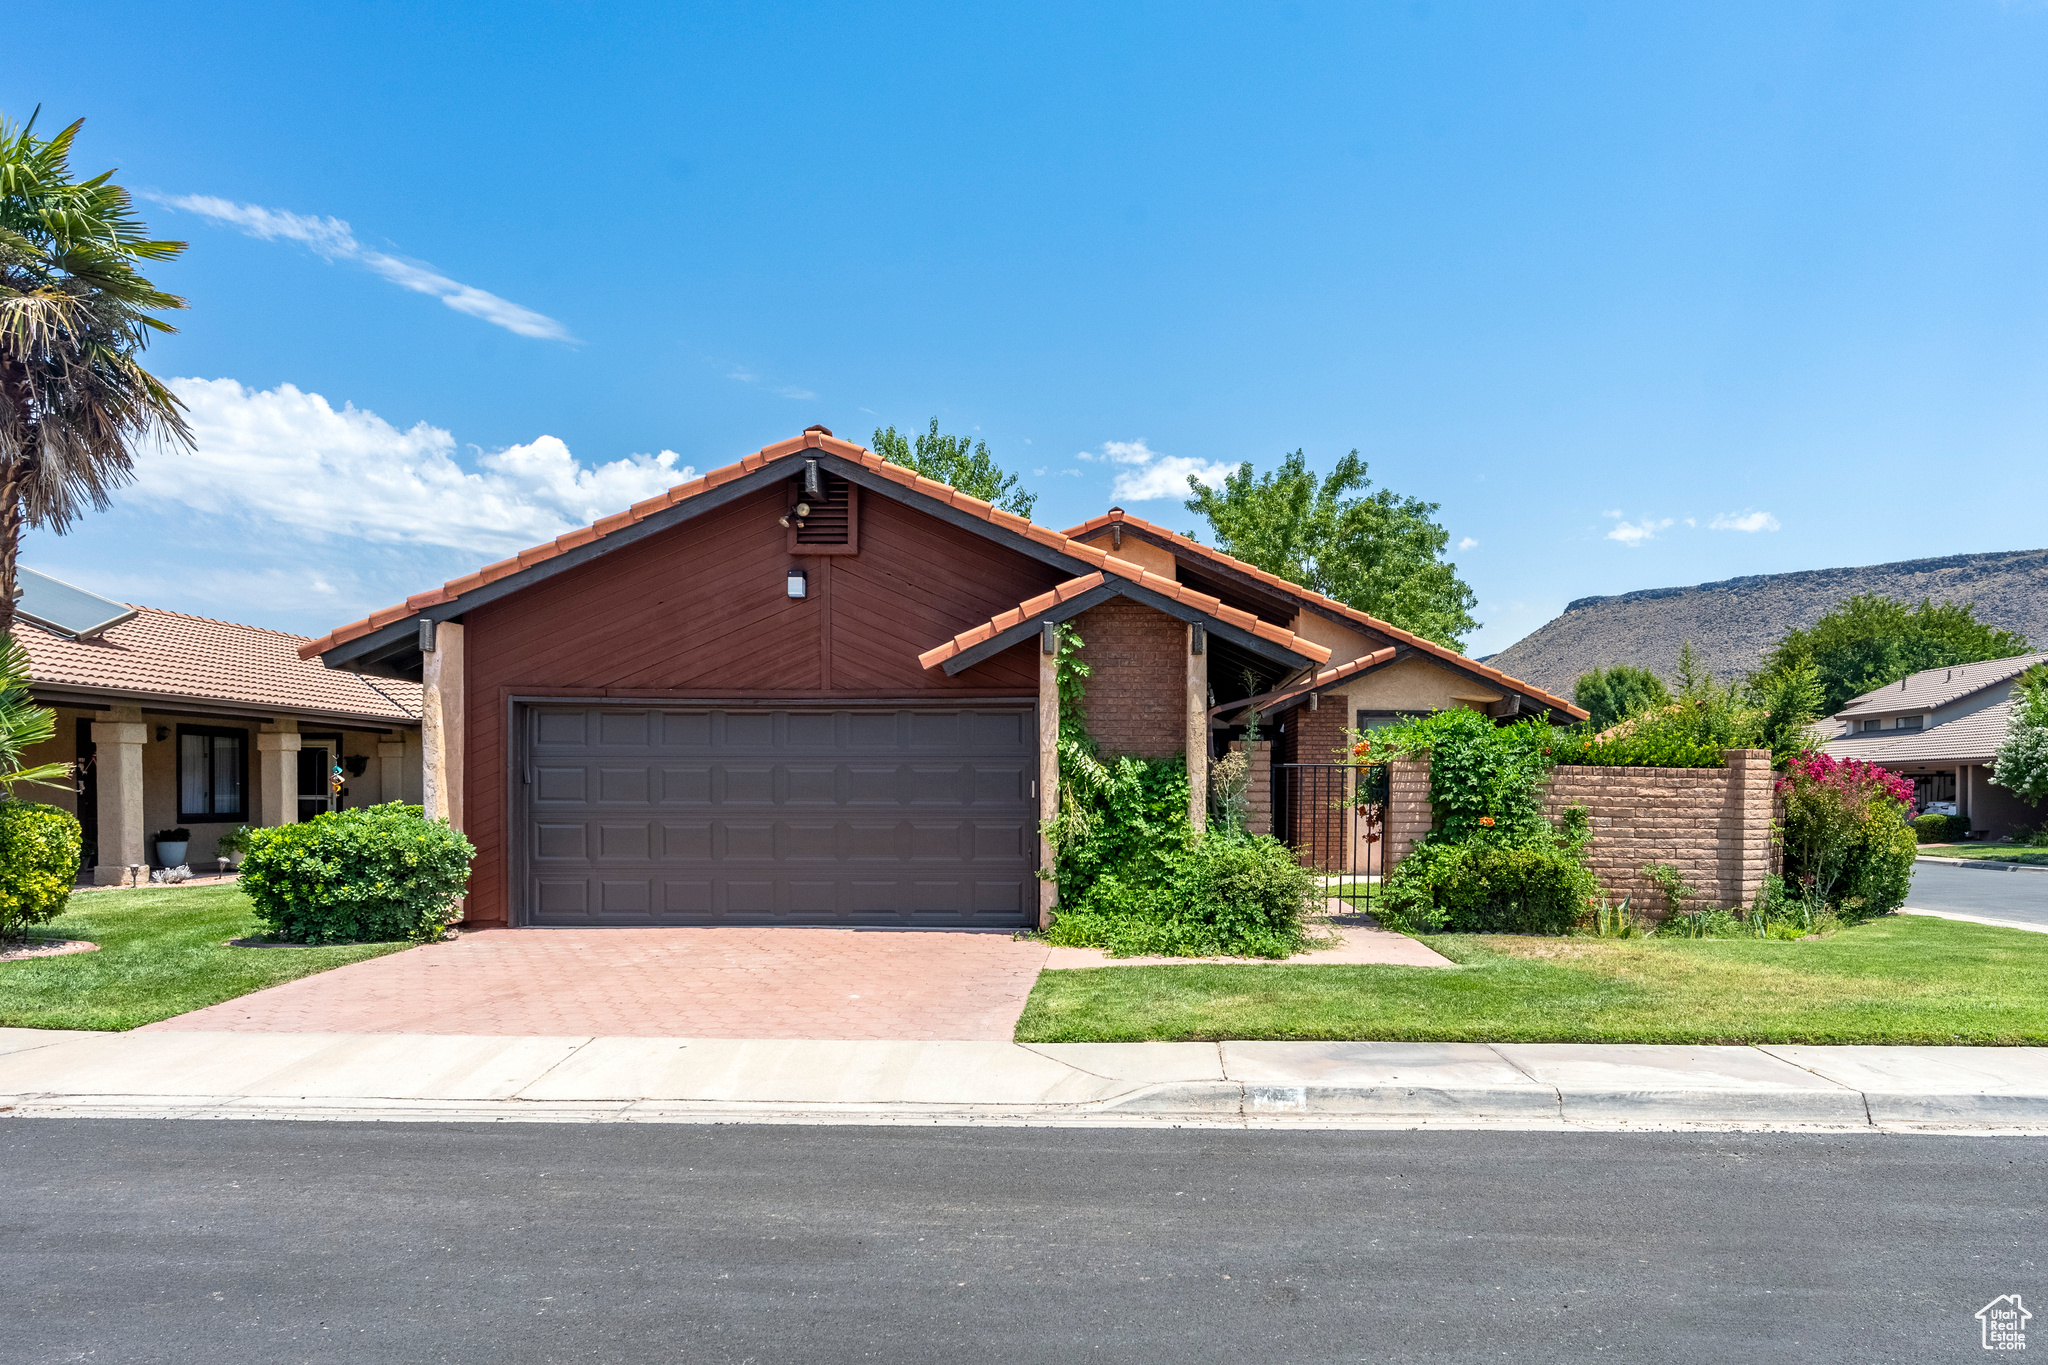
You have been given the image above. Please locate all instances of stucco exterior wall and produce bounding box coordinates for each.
[1349,655,1501,713]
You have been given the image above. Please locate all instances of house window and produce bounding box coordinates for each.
[1861,719,1884,733]
[177,726,248,822]
[1895,715,1923,731]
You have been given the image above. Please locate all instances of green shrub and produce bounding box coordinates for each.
[0,800,82,937]
[239,803,475,944]
[1910,813,1970,844]
[1777,755,1917,921]
[1377,837,1596,936]
[1640,862,1698,916]
[1045,831,1319,958]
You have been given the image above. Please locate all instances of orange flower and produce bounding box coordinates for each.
[1478,816,1495,827]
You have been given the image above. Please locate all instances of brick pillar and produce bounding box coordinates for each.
[1039,633,1059,929]
[1724,748,1774,910]
[256,723,301,828]
[90,707,147,885]
[1230,739,1272,836]
[1384,757,1433,870]
[421,622,466,829]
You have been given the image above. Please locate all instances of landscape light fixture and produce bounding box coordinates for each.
[787,567,808,599]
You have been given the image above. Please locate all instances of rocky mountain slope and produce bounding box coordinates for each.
[1482,548,2048,695]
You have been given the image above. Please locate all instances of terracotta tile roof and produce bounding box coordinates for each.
[300,430,1326,667]
[1212,647,1399,720]
[22,604,421,724]
[915,563,1333,674]
[1063,508,1587,720]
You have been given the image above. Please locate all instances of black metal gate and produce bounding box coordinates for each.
[1276,763,1388,912]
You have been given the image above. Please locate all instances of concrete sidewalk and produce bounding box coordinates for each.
[3,1028,2044,1132]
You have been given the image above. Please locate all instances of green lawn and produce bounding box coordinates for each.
[1015,914,2048,1045]
[1920,843,2048,866]
[0,885,412,1031]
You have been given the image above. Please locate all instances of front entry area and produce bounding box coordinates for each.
[518,704,1039,927]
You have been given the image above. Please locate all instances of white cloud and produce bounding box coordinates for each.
[1710,509,1781,533]
[1457,536,1478,550]
[1603,508,1624,519]
[132,378,691,555]
[1606,517,1674,546]
[148,194,574,342]
[1077,439,1239,502]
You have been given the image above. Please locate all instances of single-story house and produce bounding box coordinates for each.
[1819,651,2047,839]
[298,426,1583,929]
[14,567,423,882]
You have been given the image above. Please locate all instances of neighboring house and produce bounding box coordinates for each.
[1819,651,2048,839]
[13,567,423,883]
[298,426,1582,930]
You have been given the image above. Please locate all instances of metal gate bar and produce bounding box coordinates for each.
[1276,762,1386,914]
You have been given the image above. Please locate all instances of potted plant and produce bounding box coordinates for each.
[214,825,255,869]
[153,827,191,867]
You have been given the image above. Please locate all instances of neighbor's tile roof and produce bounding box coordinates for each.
[22,605,421,724]
[1063,509,1587,719]
[915,570,1333,673]
[1834,652,2048,718]
[1821,698,2017,766]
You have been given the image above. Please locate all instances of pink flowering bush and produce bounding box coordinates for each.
[1775,753,1918,920]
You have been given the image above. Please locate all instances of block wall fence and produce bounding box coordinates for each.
[1361,749,1779,915]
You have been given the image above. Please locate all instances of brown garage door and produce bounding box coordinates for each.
[519,705,1040,927]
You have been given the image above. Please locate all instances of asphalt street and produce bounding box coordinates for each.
[1909,859,2048,929]
[2,1121,2040,1364]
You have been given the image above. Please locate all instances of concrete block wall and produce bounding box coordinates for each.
[1072,597,1186,759]
[1541,749,1774,914]
[1379,750,1776,918]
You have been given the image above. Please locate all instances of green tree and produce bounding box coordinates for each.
[1758,595,2030,717]
[1573,663,1673,733]
[1182,448,1478,650]
[1992,664,2048,805]
[872,418,1035,518]
[1,110,191,636]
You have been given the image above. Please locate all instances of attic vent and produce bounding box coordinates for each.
[788,474,859,555]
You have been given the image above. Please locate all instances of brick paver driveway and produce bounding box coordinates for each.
[143,928,1054,1040]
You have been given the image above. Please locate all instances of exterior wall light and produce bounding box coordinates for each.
[787,567,808,599]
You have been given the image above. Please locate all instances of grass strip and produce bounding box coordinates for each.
[1016,914,2048,1045]
[0,885,411,1031]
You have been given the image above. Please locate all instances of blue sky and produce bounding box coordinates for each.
[13,1,2048,656]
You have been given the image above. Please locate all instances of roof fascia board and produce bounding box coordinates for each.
[29,684,414,728]
[938,583,1122,676]
[317,462,801,669]
[1110,522,1304,620]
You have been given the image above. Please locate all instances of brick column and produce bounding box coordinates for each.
[1039,633,1059,929]
[1230,738,1272,836]
[256,723,301,828]
[1186,624,1208,835]
[422,622,466,829]
[377,740,408,804]
[90,707,147,885]
[1723,748,1775,910]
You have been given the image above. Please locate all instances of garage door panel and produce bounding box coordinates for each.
[660,766,711,804]
[597,767,649,803]
[534,767,587,803]
[721,765,775,805]
[523,705,1037,927]
[785,765,839,805]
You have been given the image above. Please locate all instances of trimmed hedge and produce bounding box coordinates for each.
[1910,813,1970,844]
[1376,837,1596,936]
[240,803,475,945]
[0,800,82,937]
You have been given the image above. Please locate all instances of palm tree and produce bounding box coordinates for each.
[0,109,192,637]
[0,632,68,792]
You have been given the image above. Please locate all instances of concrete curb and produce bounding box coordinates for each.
[1916,855,2048,874]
